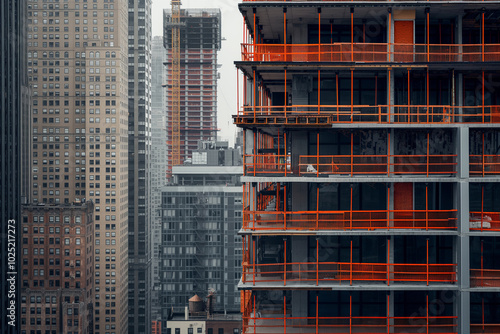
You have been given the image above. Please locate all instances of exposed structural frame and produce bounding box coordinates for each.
[171,0,182,167]
[234,1,500,334]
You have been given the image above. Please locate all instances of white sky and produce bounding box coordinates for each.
[151,0,242,146]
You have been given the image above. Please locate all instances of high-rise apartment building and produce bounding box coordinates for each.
[163,8,221,178]
[21,203,94,334]
[26,1,130,333]
[1,0,29,332]
[234,1,500,333]
[150,35,168,322]
[127,0,152,333]
[159,144,243,331]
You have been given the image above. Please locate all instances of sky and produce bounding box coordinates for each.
[151,0,242,146]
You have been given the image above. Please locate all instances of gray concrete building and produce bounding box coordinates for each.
[159,146,243,332]
[127,0,153,333]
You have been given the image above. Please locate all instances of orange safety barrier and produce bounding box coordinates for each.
[241,42,500,63]
[242,261,457,285]
[470,155,500,175]
[243,209,457,231]
[244,154,290,176]
[299,154,457,176]
[236,105,500,124]
[469,212,500,231]
[470,269,500,287]
[471,324,500,334]
[241,293,457,333]
[242,314,457,334]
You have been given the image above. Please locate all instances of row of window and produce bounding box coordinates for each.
[23,215,81,223]
[22,295,80,304]
[28,50,117,59]
[23,248,82,256]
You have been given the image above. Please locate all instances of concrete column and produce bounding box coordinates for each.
[388,291,394,330]
[290,131,308,175]
[291,236,308,325]
[289,130,309,324]
[456,127,469,179]
[457,73,464,123]
[388,236,394,283]
[387,69,395,122]
[250,182,257,214]
[457,290,470,334]
[456,14,463,44]
[292,22,308,43]
[389,129,395,175]
[457,234,470,288]
[245,129,254,167]
[246,77,253,106]
[292,75,313,107]
[456,14,463,63]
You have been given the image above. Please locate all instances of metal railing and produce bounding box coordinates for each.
[469,212,500,231]
[236,105,500,124]
[244,154,290,176]
[470,155,500,176]
[299,154,457,176]
[471,324,500,334]
[242,42,500,62]
[243,209,458,231]
[470,269,500,287]
[243,261,457,285]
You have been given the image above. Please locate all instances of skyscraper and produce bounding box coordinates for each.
[150,35,168,322]
[159,143,243,330]
[127,0,152,333]
[1,0,28,332]
[163,8,222,178]
[234,1,500,333]
[25,1,130,332]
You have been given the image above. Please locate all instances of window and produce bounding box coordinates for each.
[188,329,193,334]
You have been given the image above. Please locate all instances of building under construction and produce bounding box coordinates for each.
[234,0,500,333]
[163,8,222,178]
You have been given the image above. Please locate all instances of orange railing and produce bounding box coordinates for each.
[471,269,500,287]
[244,154,290,176]
[243,209,457,231]
[243,261,457,285]
[470,155,500,175]
[242,312,457,334]
[471,324,500,333]
[237,105,500,124]
[299,154,456,176]
[469,212,500,231]
[242,43,500,63]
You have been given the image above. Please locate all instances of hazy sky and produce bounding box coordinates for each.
[151,0,242,145]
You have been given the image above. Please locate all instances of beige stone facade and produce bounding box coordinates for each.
[27,0,129,333]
